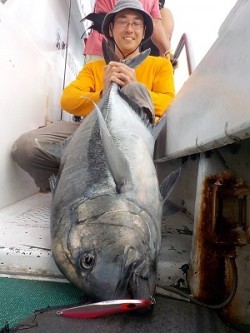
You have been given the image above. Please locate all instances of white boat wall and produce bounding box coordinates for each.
[155,0,250,326]
[0,0,93,209]
[0,0,249,329]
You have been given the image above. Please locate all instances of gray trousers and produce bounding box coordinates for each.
[12,82,154,192]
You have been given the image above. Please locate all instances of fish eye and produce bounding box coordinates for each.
[80,252,96,270]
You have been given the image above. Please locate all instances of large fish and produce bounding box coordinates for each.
[39,46,180,301]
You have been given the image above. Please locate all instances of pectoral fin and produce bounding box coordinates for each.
[160,168,181,202]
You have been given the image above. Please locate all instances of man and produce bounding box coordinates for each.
[83,0,172,63]
[12,0,175,193]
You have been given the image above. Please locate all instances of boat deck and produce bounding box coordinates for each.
[0,193,63,281]
[0,185,242,333]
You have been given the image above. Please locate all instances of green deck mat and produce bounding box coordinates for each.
[0,277,83,329]
[0,277,248,333]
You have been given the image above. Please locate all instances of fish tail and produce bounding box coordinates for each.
[102,40,151,68]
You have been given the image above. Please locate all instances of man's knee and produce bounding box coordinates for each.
[12,131,59,191]
[12,132,38,171]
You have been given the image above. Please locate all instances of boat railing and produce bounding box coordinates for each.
[173,32,195,75]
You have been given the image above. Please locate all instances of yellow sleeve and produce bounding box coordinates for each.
[149,57,175,118]
[60,61,105,116]
[135,57,175,121]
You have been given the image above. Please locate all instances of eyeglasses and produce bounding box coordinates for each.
[114,19,144,30]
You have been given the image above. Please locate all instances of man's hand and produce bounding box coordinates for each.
[102,61,137,95]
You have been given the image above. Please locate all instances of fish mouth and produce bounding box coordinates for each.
[114,246,156,300]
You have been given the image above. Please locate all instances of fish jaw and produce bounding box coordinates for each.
[52,206,160,301]
[114,246,158,300]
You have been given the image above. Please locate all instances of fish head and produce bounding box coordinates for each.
[52,204,159,301]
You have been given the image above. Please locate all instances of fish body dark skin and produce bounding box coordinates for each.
[50,79,163,300]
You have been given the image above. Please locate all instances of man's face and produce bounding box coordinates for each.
[109,9,145,54]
